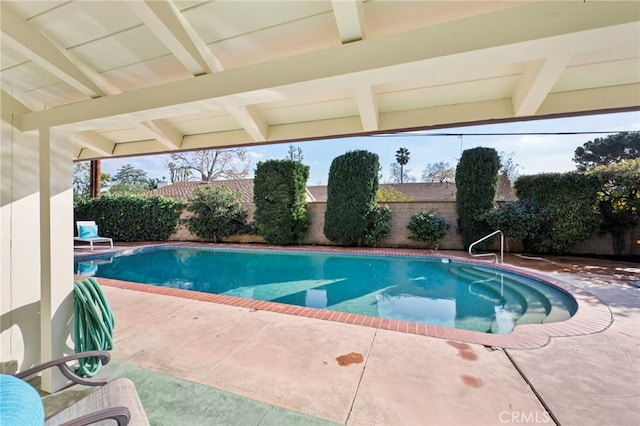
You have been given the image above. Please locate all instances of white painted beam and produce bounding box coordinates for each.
[127,0,223,75]
[512,55,571,117]
[0,4,118,97]
[331,0,365,43]
[71,84,640,160]
[73,131,114,157]
[1,89,31,127]
[226,105,269,142]
[19,5,640,133]
[138,120,183,149]
[355,86,379,131]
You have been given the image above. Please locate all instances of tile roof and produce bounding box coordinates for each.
[149,180,514,203]
[147,179,255,204]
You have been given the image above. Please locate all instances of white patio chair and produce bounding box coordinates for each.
[75,221,114,250]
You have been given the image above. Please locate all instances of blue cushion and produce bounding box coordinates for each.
[79,224,99,238]
[0,374,45,425]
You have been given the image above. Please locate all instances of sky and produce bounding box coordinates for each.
[99,110,640,186]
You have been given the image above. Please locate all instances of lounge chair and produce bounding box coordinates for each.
[2,350,149,425]
[75,221,113,250]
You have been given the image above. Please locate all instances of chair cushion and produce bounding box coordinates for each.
[79,225,99,238]
[0,374,45,425]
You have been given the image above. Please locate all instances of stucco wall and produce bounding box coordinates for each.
[301,202,464,249]
[1,122,75,392]
[1,121,42,374]
[170,201,638,256]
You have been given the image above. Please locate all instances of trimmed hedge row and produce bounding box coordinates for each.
[74,194,183,241]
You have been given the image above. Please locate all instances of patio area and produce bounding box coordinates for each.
[63,245,640,425]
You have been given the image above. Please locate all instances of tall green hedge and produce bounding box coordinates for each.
[324,150,379,246]
[455,147,501,248]
[74,194,183,241]
[253,159,310,245]
[514,172,600,254]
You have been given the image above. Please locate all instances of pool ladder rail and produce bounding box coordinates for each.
[469,230,504,264]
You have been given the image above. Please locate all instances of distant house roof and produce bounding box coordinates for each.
[148,179,256,204]
[149,180,514,203]
[381,183,457,201]
[148,179,315,203]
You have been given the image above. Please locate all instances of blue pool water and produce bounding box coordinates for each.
[75,247,577,334]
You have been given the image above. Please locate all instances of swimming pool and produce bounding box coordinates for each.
[75,246,577,334]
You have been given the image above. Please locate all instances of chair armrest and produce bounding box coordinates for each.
[15,350,110,386]
[58,406,131,426]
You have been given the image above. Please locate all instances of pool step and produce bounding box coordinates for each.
[451,266,552,332]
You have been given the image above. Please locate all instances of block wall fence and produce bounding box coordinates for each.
[169,201,639,256]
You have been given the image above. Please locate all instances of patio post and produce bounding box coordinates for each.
[38,126,74,392]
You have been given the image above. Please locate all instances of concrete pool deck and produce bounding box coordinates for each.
[73,244,640,425]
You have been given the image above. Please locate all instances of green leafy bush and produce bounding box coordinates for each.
[477,199,553,241]
[74,194,183,241]
[407,210,449,245]
[364,205,392,246]
[455,147,501,248]
[253,159,310,245]
[324,150,380,246]
[514,172,600,254]
[184,184,250,242]
[589,158,640,255]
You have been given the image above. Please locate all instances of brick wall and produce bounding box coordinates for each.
[169,202,639,256]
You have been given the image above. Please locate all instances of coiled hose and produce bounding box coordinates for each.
[73,278,115,377]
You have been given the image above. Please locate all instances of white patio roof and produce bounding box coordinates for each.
[2,0,639,160]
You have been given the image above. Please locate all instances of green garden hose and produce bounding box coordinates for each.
[73,278,115,377]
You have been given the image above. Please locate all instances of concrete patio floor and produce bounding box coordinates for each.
[73,247,639,425]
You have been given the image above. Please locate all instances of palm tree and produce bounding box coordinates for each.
[395,147,410,183]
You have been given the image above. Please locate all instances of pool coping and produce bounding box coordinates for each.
[75,242,613,350]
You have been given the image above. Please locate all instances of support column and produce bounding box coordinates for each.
[90,159,101,198]
[39,127,74,392]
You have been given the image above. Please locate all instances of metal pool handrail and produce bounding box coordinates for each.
[469,230,504,264]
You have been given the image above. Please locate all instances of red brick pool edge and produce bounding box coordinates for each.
[77,243,613,350]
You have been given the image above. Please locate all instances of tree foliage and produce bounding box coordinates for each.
[324,150,380,246]
[573,131,640,171]
[376,187,414,202]
[589,158,640,255]
[184,185,250,242]
[455,147,501,248]
[499,151,521,183]
[168,148,249,182]
[286,145,304,162]
[253,159,310,245]
[395,147,410,183]
[73,162,111,199]
[389,163,415,183]
[421,161,455,183]
[108,164,155,194]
